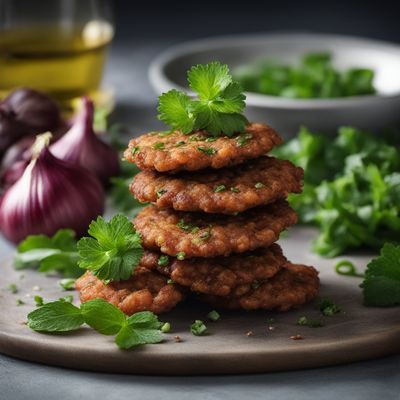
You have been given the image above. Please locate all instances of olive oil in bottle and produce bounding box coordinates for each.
[0,20,114,108]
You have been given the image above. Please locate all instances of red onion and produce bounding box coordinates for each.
[0,133,105,244]
[51,97,120,185]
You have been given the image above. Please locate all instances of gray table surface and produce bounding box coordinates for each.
[1,40,400,400]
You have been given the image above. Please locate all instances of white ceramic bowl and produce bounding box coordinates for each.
[149,33,400,137]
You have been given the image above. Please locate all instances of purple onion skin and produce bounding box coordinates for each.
[0,105,27,156]
[51,97,120,185]
[4,88,62,133]
[0,145,105,244]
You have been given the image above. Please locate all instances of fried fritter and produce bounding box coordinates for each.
[133,201,297,258]
[156,244,287,297]
[130,156,303,214]
[75,261,185,315]
[200,263,319,311]
[124,123,282,172]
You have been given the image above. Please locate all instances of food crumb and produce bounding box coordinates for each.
[268,325,276,331]
[32,286,41,291]
[290,334,304,340]
[245,330,254,337]
[174,335,182,343]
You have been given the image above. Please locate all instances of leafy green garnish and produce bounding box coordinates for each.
[197,146,217,155]
[274,126,400,256]
[234,52,376,99]
[213,184,226,193]
[157,255,169,267]
[59,278,75,291]
[207,310,220,322]
[15,229,81,278]
[27,298,164,349]
[77,215,143,282]
[318,298,341,316]
[8,283,18,294]
[157,62,248,136]
[361,243,400,307]
[190,320,208,336]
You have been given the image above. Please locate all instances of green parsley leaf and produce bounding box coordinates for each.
[15,229,81,278]
[297,316,324,328]
[81,298,126,335]
[77,215,144,282]
[27,300,84,332]
[157,62,247,136]
[157,89,196,134]
[191,320,208,336]
[361,243,400,307]
[59,278,75,291]
[207,310,220,322]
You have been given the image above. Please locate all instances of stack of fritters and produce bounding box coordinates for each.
[77,123,319,314]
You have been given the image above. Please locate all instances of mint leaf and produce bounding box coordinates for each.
[81,298,126,335]
[127,311,162,329]
[27,301,84,332]
[362,243,400,306]
[15,229,81,278]
[77,215,144,282]
[157,89,196,134]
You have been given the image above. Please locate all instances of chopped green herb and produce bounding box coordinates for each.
[16,299,25,306]
[131,146,140,156]
[156,189,167,198]
[176,252,186,261]
[167,279,175,285]
[361,243,400,307]
[297,316,324,328]
[319,298,341,316]
[153,142,165,150]
[176,141,186,147]
[205,137,218,142]
[60,295,73,303]
[197,146,217,155]
[198,228,212,241]
[161,322,171,333]
[189,135,205,142]
[207,310,220,322]
[176,219,198,232]
[158,255,169,267]
[77,215,144,282]
[34,295,44,307]
[255,182,265,189]
[214,184,227,193]
[190,320,208,336]
[236,133,252,147]
[59,278,75,291]
[8,283,18,294]
[230,187,240,193]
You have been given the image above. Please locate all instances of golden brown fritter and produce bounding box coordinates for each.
[200,263,319,311]
[124,123,282,172]
[75,264,185,315]
[156,244,287,297]
[133,201,297,258]
[130,156,303,214]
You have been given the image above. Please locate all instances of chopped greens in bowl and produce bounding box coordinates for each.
[234,52,376,99]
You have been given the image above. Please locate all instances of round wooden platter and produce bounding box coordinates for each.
[0,227,399,375]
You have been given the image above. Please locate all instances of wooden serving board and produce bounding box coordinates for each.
[0,227,399,375]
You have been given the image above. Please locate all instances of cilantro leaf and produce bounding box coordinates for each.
[157,89,196,134]
[157,62,247,136]
[81,299,126,335]
[188,62,232,100]
[77,215,143,282]
[362,243,400,307]
[27,301,84,332]
[14,229,81,278]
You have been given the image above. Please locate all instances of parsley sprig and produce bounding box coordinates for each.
[77,215,144,282]
[27,298,164,349]
[157,62,248,136]
[361,243,400,307]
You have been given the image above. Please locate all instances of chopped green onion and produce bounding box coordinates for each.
[158,255,169,267]
[207,310,220,322]
[190,320,208,336]
[214,185,227,193]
